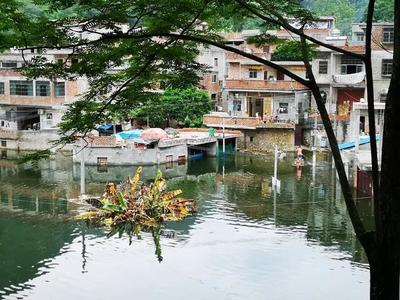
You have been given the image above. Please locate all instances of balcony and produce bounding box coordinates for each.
[332,72,365,87]
[0,95,64,107]
[203,114,295,130]
[225,80,306,91]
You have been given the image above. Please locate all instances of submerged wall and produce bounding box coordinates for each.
[73,144,188,166]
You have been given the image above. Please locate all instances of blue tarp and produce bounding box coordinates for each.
[113,129,143,140]
[98,124,113,130]
[338,135,381,150]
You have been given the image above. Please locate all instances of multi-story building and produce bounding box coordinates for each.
[199,30,314,124]
[201,20,393,147]
[0,49,88,150]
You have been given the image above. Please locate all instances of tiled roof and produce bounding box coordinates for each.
[340,45,365,52]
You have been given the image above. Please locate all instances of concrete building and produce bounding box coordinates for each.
[0,48,89,151]
[72,130,230,166]
[199,30,312,124]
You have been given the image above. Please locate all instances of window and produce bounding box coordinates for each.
[55,82,65,96]
[166,155,173,169]
[383,27,394,43]
[1,121,4,127]
[211,74,217,83]
[0,82,4,95]
[1,61,17,68]
[211,94,217,101]
[178,155,186,165]
[10,80,33,96]
[36,81,50,96]
[279,103,289,114]
[233,99,242,111]
[249,69,258,79]
[97,157,108,166]
[263,71,268,80]
[382,59,393,76]
[1,140,6,147]
[249,136,254,142]
[319,61,328,74]
[355,33,365,42]
[1,150,6,159]
[46,113,53,120]
[341,56,363,74]
[380,92,387,102]
[214,58,218,67]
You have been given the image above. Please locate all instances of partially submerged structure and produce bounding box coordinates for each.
[72,129,238,166]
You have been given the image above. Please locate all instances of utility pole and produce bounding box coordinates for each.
[80,137,86,199]
[222,117,226,154]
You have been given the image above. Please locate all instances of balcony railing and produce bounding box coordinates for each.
[224,80,306,90]
[332,72,365,85]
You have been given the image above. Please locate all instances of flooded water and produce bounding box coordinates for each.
[0,152,373,299]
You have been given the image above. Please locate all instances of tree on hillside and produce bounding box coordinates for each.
[14,0,399,298]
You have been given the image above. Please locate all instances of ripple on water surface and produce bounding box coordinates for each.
[0,154,370,299]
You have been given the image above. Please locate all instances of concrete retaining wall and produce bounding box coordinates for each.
[0,129,72,151]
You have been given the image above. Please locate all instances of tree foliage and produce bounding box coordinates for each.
[3,0,400,297]
[131,87,211,128]
[271,40,316,61]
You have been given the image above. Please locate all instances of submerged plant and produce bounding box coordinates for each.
[76,167,196,261]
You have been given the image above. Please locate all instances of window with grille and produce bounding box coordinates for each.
[10,80,33,96]
[319,61,328,74]
[55,82,65,96]
[355,33,365,42]
[249,69,258,79]
[383,27,394,43]
[341,56,363,74]
[36,81,50,96]
[382,59,393,76]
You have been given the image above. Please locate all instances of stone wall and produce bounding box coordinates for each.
[238,127,295,152]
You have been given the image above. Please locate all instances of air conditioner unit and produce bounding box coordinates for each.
[234,93,239,98]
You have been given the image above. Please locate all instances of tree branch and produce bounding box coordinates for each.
[299,36,369,244]
[234,0,365,60]
[365,0,380,235]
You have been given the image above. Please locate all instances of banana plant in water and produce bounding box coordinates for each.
[76,167,196,261]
